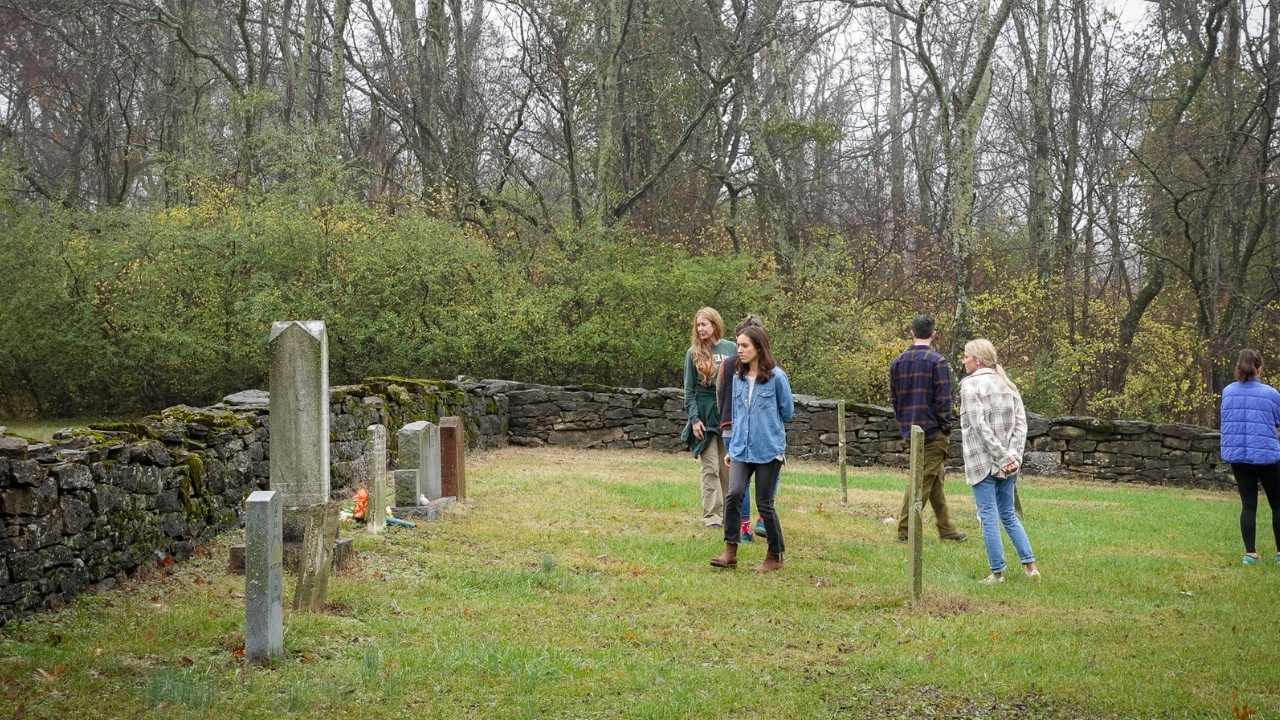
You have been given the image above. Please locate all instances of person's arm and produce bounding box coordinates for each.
[718,357,736,433]
[960,383,1013,468]
[934,357,953,434]
[683,349,699,423]
[776,370,795,423]
[1008,394,1028,468]
[888,357,899,416]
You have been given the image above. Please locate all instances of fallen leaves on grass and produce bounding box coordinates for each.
[32,666,65,682]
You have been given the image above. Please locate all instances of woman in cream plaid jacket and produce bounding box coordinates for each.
[959,339,1041,584]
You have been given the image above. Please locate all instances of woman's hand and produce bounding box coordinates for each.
[1001,459,1020,475]
[692,420,705,440]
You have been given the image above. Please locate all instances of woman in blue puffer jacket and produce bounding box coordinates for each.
[1219,349,1280,566]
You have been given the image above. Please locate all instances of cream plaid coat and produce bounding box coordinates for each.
[958,368,1028,486]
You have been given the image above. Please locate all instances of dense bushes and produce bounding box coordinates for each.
[0,190,767,415]
[0,187,1252,424]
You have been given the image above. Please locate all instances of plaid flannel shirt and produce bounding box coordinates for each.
[888,344,953,440]
[958,368,1028,486]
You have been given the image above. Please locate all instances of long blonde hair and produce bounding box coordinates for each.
[964,338,1018,391]
[689,307,725,383]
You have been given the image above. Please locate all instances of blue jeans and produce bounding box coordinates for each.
[971,473,1034,573]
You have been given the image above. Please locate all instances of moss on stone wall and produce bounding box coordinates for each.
[87,422,157,439]
[155,405,251,431]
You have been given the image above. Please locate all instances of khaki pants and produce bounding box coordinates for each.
[897,434,961,539]
[698,433,730,526]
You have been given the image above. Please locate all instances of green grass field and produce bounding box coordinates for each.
[1,447,1277,718]
[0,417,141,443]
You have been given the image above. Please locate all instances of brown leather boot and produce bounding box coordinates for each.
[709,543,738,569]
[757,550,783,573]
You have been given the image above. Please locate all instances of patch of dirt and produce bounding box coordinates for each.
[322,601,354,616]
[824,684,1113,719]
[912,594,972,618]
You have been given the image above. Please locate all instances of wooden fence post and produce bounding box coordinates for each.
[908,424,924,605]
[838,400,848,504]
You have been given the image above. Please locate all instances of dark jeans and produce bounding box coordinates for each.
[896,434,960,539]
[724,459,784,554]
[1230,462,1280,554]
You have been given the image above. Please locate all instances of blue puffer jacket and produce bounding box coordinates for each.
[1220,379,1280,465]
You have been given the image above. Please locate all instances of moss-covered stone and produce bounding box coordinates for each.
[88,421,157,439]
[108,506,166,553]
[330,384,370,402]
[182,454,205,495]
[156,405,251,431]
[385,384,414,405]
[364,376,457,392]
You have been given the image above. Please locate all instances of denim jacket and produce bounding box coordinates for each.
[726,367,795,463]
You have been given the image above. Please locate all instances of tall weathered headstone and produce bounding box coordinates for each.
[366,424,387,533]
[244,490,283,664]
[440,416,466,501]
[268,320,330,539]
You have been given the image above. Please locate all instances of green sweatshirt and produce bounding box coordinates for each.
[681,338,736,455]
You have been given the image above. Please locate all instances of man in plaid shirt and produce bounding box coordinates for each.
[889,315,966,543]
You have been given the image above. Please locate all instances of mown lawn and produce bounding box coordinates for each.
[1,447,1277,719]
[0,417,142,443]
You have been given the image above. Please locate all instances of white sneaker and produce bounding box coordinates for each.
[980,573,1005,584]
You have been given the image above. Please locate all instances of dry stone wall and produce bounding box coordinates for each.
[0,377,501,624]
[460,379,1231,490]
[0,374,1228,624]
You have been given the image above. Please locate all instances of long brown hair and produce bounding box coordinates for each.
[736,325,777,382]
[689,307,725,383]
[1236,349,1263,381]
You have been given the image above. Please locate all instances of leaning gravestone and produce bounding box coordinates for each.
[244,490,283,664]
[292,501,339,612]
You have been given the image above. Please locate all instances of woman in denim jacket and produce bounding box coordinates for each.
[710,325,794,572]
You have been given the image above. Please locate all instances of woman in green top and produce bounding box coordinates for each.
[682,307,742,528]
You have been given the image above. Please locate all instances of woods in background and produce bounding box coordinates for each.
[1,0,1278,425]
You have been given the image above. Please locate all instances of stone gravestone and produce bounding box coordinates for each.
[268,320,330,538]
[394,421,440,504]
[292,501,340,612]
[392,420,454,520]
[418,422,442,501]
[366,424,388,533]
[244,490,283,664]
[440,416,466,501]
[227,320,350,583]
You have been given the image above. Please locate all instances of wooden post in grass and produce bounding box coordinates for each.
[908,425,924,605]
[838,400,848,504]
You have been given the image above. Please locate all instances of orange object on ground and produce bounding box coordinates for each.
[353,487,369,520]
